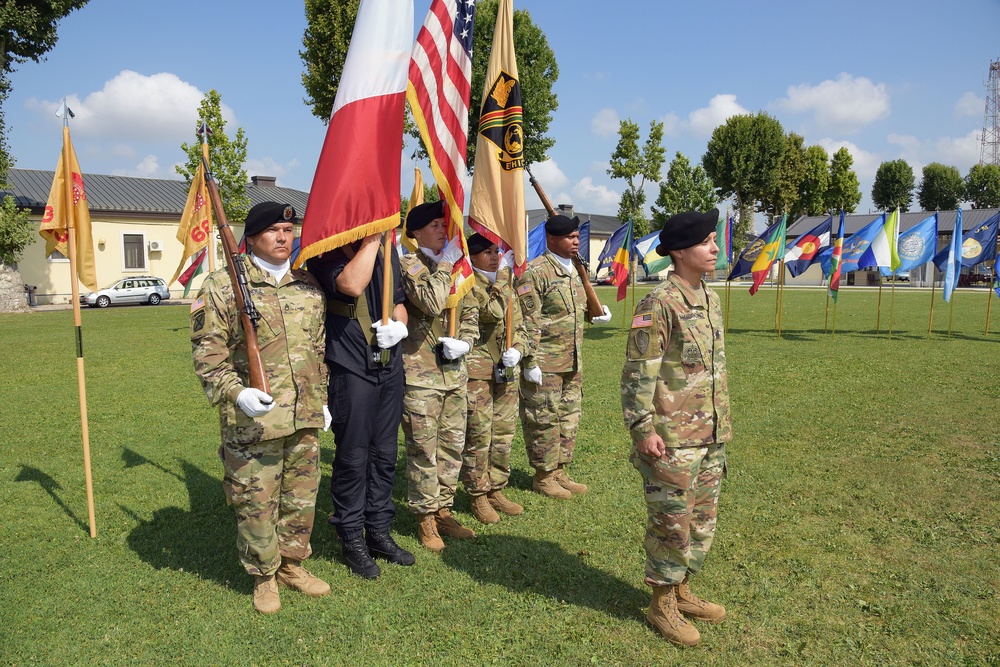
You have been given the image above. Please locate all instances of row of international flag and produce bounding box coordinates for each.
[590,207,1000,305]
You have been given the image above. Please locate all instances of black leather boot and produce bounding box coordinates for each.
[366,530,416,566]
[341,534,381,579]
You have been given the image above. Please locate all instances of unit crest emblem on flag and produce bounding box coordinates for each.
[479,70,524,172]
[743,238,765,261]
[962,238,982,259]
[899,232,929,260]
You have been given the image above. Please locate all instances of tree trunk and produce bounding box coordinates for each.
[0,263,30,313]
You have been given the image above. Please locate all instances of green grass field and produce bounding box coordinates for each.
[1,285,998,666]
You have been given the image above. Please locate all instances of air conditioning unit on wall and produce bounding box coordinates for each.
[148,240,164,252]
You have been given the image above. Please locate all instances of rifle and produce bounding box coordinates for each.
[526,165,605,322]
[201,157,271,395]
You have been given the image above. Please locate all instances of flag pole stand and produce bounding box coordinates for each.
[60,119,97,538]
[928,267,937,336]
[888,275,896,339]
[875,274,883,333]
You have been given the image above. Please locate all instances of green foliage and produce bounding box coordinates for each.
[827,147,862,213]
[608,119,665,237]
[299,0,360,124]
[467,0,558,170]
[871,159,915,212]
[964,163,1000,209]
[399,185,439,225]
[801,145,831,216]
[918,162,964,211]
[0,194,32,264]
[761,132,807,222]
[702,112,785,249]
[176,90,250,226]
[650,152,718,230]
[2,291,999,666]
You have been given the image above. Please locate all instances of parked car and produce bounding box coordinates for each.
[81,276,171,308]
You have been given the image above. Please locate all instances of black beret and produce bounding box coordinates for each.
[656,208,719,254]
[245,201,297,237]
[467,233,496,255]
[406,200,445,237]
[545,214,579,236]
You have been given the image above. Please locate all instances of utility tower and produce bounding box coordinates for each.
[981,59,1000,166]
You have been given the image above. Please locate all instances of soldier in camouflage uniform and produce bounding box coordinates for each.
[516,215,612,499]
[191,201,330,614]
[620,209,730,647]
[460,233,527,524]
[400,201,479,551]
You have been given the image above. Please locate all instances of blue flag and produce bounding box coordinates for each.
[891,214,938,275]
[527,221,546,261]
[943,208,963,302]
[783,215,832,277]
[578,220,591,265]
[728,216,787,280]
[597,222,632,273]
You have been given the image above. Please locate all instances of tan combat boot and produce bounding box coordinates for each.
[436,508,477,539]
[253,574,281,614]
[276,559,331,597]
[487,489,524,516]
[532,469,572,499]
[555,466,589,495]
[647,585,700,646]
[675,577,726,623]
[417,513,445,552]
[469,494,501,524]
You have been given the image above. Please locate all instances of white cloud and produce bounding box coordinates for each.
[26,70,236,142]
[933,130,981,168]
[776,73,890,133]
[531,158,569,190]
[660,112,681,136]
[954,92,983,118]
[571,177,619,214]
[590,108,620,138]
[816,138,881,183]
[245,156,301,181]
[112,154,165,179]
[687,94,749,136]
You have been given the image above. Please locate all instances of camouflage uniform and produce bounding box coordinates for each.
[516,251,586,472]
[461,268,527,495]
[191,259,327,576]
[400,251,478,514]
[620,273,730,587]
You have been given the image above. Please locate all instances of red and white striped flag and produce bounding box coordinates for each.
[407,0,477,305]
[294,0,413,268]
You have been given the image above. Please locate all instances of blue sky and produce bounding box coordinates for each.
[6,0,1000,222]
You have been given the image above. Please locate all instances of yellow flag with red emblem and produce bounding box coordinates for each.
[170,144,214,285]
[40,125,98,292]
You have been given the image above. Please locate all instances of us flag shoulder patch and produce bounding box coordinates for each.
[631,312,654,328]
[407,262,426,276]
[190,297,205,313]
[517,284,531,296]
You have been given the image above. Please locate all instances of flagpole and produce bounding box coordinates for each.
[824,290,830,334]
[831,299,839,338]
[928,266,937,336]
[875,274,883,333]
[60,106,97,538]
[775,260,785,338]
[200,125,215,273]
[773,261,781,337]
[724,275,731,333]
[888,274,896,339]
[987,268,995,335]
[947,289,956,339]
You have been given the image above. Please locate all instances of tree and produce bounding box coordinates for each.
[299,0,359,124]
[466,0,558,169]
[826,147,861,213]
[871,159,915,211]
[761,132,806,222]
[650,152,718,230]
[702,112,785,248]
[800,145,830,216]
[0,194,32,265]
[176,90,250,226]
[964,163,1000,209]
[607,119,665,237]
[918,162,964,211]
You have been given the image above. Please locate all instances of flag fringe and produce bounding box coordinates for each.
[294,213,399,269]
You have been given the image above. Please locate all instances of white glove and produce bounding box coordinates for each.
[499,249,515,271]
[437,336,471,360]
[591,304,612,323]
[440,237,464,265]
[501,347,522,368]
[523,365,543,385]
[236,387,274,418]
[322,405,332,432]
[372,318,408,349]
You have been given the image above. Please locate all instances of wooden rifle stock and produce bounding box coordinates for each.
[201,157,270,395]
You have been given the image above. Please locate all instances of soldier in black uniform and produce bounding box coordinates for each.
[308,232,414,579]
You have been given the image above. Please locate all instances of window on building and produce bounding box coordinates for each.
[123,234,145,271]
[47,249,68,262]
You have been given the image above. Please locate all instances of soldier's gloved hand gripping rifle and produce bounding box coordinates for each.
[202,156,271,398]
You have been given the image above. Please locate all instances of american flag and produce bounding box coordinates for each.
[407,0,477,306]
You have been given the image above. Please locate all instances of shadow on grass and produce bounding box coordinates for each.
[15,464,88,533]
[121,459,247,592]
[440,534,647,623]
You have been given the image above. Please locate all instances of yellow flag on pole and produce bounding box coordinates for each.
[170,146,214,285]
[40,125,98,292]
[468,0,526,273]
[401,167,422,253]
